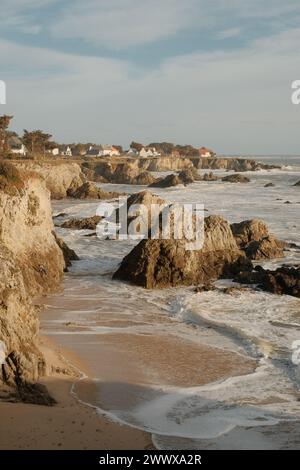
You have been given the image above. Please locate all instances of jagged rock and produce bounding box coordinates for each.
[114,190,167,236]
[113,215,251,289]
[222,173,250,183]
[68,181,121,200]
[53,233,79,270]
[236,265,300,297]
[61,215,102,230]
[0,173,65,399]
[230,219,284,260]
[14,161,86,199]
[149,174,182,188]
[264,182,275,188]
[200,172,219,181]
[81,160,156,185]
[194,283,216,293]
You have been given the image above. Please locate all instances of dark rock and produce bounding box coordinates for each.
[68,181,121,200]
[61,215,102,230]
[54,233,79,270]
[293,180,300,186]
[113,215,248,289]
[222,173,250,183]
[264,182,275,188]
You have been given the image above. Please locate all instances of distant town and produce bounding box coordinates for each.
[0,115,215,160]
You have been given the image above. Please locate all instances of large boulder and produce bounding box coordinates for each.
[222,173,250,183]
[68,181,121,200]
[60,215,102,230]
[113,215,250,289]
[231,219,284,260]
[81,160,156,185]
[149,174,182,188]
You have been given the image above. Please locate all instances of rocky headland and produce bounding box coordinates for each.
[0,163,77,403]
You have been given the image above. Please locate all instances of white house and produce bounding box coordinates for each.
[139,147,160,158]
[8,136,27,156]
[199,147,214,158]
[59,145,72,157]
[86,145,120,157]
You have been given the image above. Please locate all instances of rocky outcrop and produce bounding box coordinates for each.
[14,161,86,199]
[113,215,250,289]
[149,174,182,188]
[81,160,156,185]
[200,172,219,181]
[53,233,79,269]
[231,219,284,260]
[149,168,200,188]
[222,173,250,183]
[235,265,300,298]
[139,156,193,172]
[0,165,67,401]
[60,215,102,230]
[189,157,279,172]
[68,181,121,200]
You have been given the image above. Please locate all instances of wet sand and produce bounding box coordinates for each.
[0,336,153,450]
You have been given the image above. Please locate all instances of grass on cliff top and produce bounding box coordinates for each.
[0,161,25,195]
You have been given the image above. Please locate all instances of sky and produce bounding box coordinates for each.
[1,0,300,153]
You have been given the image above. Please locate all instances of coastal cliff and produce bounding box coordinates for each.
[15,161,86,199]
[0,164,66,402]
[81,155,278,184]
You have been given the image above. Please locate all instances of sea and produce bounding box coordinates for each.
[41,155,300,449]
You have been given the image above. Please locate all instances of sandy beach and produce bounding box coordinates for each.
[0,336,153,450]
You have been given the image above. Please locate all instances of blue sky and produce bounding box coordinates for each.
[1,0,300,153]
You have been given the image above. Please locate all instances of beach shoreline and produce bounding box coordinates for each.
[0,335,154,450]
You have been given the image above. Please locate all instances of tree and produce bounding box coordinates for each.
[130,141,143,151]
[22,129,54,156]
[112,145,123,154]
[148,142,174,155]
[0,115,13,155]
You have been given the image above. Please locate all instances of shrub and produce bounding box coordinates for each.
[0,161,24,195]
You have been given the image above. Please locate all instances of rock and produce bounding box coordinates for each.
[53,233,79,270]
[236,265,300,298]
[14,161,86,199]
[230,219,284,260]
[115,190,167,236]
[177,168,199,184]
[149,174,182,188]
[264,182,275,188]
[149,168,199,188]
[245,236,285,260]
[222,173,250,183]
[61,215,102,230]
[222,286,251,295]
[53,212,67,219]
[201,172,219,181]
[293,180,300,186]
[113,215,250,289]
[261,266,300,297]
[194,283,216,293]
[0,172,65,398]
[81,160,156,185]
[68,181,121,200]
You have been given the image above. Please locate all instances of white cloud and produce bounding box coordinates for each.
[217,27,242,40]
[48,0,300,49]
[1,26,300,153]
[50,0,198,49]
